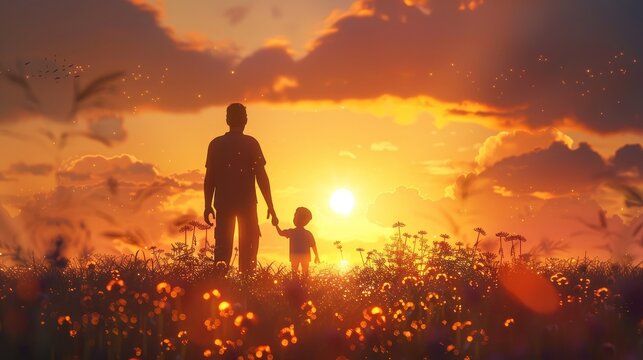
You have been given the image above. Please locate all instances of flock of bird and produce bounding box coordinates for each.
[24,55,85,81]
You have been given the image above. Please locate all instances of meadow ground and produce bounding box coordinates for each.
[0,242,641,360]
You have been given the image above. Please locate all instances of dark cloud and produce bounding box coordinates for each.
[611,144,643,177]
[475,129,573,170]
[234,46,296,99]
[284,0,643,133]
[0,0,643,132]
[367,136,642,258]
[8,162,54,176]
[480,142,607,195]
[223,5,251,25]
[2,0,641,133]
[0,162,53,181]
[477,140,643,197]
[0,0,237,121]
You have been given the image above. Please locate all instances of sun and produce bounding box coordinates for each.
[329,188,355,216]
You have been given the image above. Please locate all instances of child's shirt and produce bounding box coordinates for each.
[282,227,315,262]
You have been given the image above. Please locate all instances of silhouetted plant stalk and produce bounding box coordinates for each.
[516,234,527,260]
[146,246,165,270]
[356,248,365,266]
[505,234,524,260]
[439,234,450,256]
[402,232,411,256]
[333,241,344,260]
[192,222,213,258]
[392,222,406,260]
[455,241,464,252]
[472,227,487,263]
[495,231,508,264]
[366,250,375,267]
[188,220,200,249]
[178,224,191,246]
[417,231,428,274]
[393,221,406,241]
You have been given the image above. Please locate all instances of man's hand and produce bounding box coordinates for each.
[314,256,320,264]
[267,207,279,226]
[204,206,215,226]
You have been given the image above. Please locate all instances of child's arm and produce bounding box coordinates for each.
[275,225,288,237]
[310,233,320,263]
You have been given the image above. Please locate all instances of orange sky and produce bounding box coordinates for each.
[0,0,641,265]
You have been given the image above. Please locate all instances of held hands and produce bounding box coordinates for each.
[267,207,279,226]
[204,206,215,226]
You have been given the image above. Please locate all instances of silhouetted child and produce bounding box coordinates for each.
[275,207,319,277]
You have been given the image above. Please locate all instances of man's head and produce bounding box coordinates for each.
[226,103,247,129]
[293,207,312,227]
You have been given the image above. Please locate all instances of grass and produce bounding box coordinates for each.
[0,239,641,359]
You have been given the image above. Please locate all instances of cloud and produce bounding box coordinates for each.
[367,136,643,259]
[473,130,642,201]
[234,46,297,100]
[0,162,54,181]
[475,129,574,171]
[611,144,643,177]
[480,142,607,195]
[284,0,643,133]
[0,0,239,122]
[3,0,641,134]
[1,154,204,259]
[223,5,251,25]
[422,159,472,176]
[370,141,398,151]
[338,150,357,159]
[7,162,54,176]
[57,154,159,186]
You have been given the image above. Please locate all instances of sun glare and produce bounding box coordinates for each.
[330,188,355,216]
[338,259,349,271]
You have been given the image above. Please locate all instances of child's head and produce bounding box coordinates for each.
[293,207,312,227]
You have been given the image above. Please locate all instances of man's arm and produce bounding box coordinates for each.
[204,141,216,226]
[256,166,278,225]
[204,166,216,225]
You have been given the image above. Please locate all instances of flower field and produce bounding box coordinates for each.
[0,239,641,359]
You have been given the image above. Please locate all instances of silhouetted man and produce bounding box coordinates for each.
[204,103,278,272]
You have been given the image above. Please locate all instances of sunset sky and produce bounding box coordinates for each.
[0,0,641,265]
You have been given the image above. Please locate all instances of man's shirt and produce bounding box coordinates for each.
[206,132,266,210]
